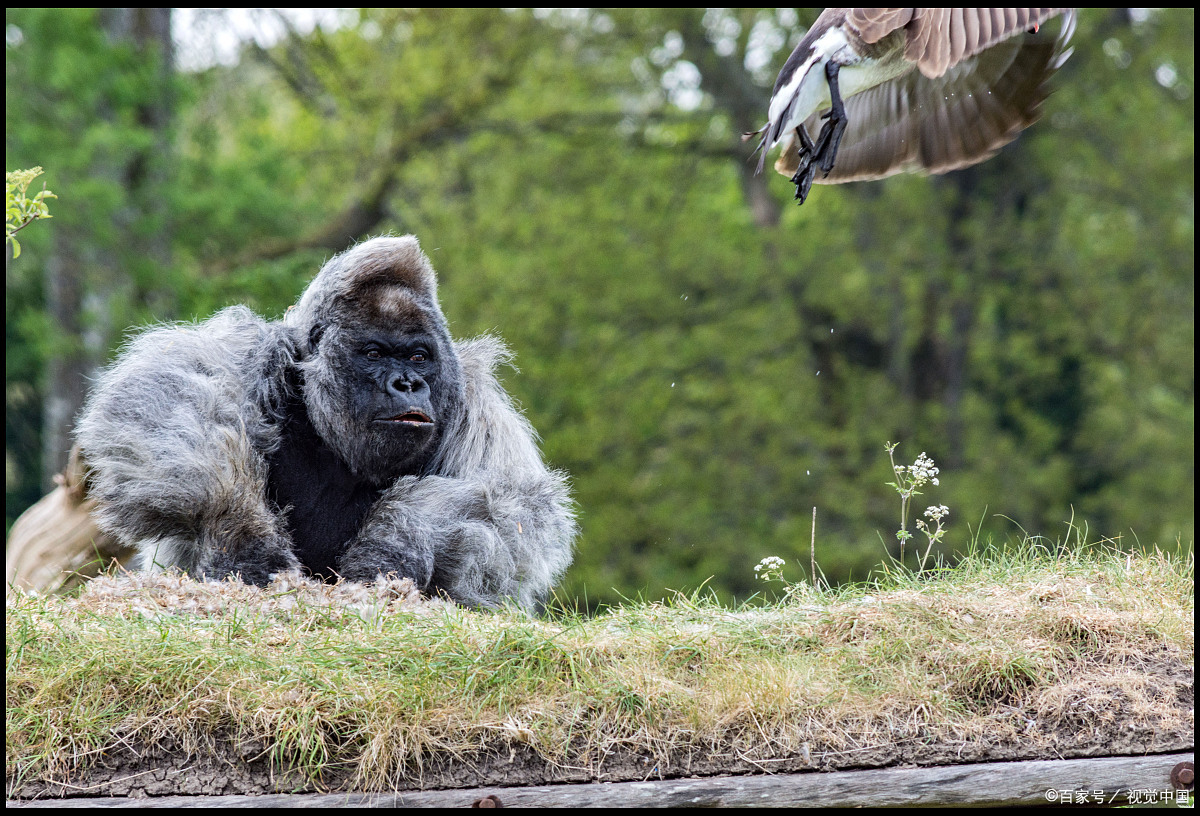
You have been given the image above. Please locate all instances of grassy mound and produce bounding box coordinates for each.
[6,542,1194,798]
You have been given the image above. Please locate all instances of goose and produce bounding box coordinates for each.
[750,8,1076,204]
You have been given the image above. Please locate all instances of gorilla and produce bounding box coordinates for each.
[75,236,576,611]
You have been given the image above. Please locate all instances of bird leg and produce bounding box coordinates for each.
[789,61,849,204]
[814,61,848,175]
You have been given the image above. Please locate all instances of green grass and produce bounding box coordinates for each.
[6,539,1194,795]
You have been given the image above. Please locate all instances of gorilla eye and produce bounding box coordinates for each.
[409,351,428,363]
[364,347,383,361]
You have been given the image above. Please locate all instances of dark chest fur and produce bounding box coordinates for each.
[266,391,384,580]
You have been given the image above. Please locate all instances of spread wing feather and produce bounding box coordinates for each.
[844,8,1071,78]
[775,14,1072,183]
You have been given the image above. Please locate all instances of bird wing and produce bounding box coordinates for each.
[779,12,1073,183]
[842,8,916,45]
[859,8,1074,78]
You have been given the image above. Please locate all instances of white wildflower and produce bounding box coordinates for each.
[908,452,940,486]
[754,556,786,576]
[924,505,950,522]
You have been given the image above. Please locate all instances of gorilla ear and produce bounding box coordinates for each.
[307,322,327,354]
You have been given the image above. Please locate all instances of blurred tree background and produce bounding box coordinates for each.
[6,8,1194,606]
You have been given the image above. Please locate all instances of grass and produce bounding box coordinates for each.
[6,539,1194,796]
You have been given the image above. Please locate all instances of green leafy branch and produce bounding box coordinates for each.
[6,167,56,258]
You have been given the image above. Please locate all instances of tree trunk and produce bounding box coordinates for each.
[41,244,90,491]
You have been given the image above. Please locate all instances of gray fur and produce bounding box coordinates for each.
[75,236,576,610]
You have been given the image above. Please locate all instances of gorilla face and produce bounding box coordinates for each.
[355,323,439,433]
[301,297,464,486]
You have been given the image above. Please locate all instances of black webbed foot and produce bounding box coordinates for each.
[789,124,820,204]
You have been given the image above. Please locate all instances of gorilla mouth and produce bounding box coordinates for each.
[382,410,434,427]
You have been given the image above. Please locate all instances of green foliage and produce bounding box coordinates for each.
[4,9,1194,602]
[5,167,56,258]
[6,8,178,522]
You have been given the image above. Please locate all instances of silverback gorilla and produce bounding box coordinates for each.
[75,236,576,610]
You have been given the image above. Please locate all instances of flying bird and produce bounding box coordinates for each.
[749,8,1076,204]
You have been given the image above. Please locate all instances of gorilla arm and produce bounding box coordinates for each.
[337,336,577,611]
[74,306,301,585]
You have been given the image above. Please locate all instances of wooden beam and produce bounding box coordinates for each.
[7,752,1193,808]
